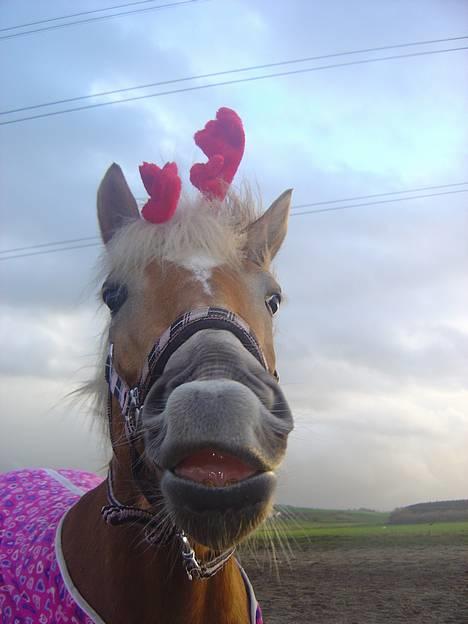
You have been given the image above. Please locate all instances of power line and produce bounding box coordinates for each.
[0,236,100,255]
[0,0,161,32]
[0,0,205,41]
[0,181,468,255]
[2,45,467,127]
[0,243,101,262]
[290,181,468,210]
[291,188,468,217]
[1,185,466,262]
[2,35,466,116]
[2,180,466,257]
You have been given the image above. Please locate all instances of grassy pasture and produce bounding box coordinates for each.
[251,507,468,548]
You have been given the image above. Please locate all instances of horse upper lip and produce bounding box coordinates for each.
[173,447,260,487]
[164,443,270,474]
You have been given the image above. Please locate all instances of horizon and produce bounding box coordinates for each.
[277,496,468,513]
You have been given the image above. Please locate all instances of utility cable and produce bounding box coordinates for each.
[0,236,100,255]
[290,188,468,217]
[0,0,205,41]
[290,181,468,211]
[1,35,466,116]
[1,185,466,262]
[2,180,466,256]
[0,242,101,261]
[1,45,467,127]
[0,0,164,32]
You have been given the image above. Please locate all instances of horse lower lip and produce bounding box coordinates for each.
[162,470,276,514]
[174,448,256,487]
[161,471,276,550]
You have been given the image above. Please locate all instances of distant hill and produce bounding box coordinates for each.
[274,505,389,525]
[389,499,468,524]
[272,500,468,527]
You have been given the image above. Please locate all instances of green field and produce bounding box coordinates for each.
[251,506,468,547]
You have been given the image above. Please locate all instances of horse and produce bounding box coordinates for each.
[0,108,294,624]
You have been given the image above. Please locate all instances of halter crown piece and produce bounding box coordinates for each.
[139,107,245,223]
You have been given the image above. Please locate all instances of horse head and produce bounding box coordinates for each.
[96,109,293,559]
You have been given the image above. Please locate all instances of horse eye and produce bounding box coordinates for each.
[102,282,128,315]
[265,293,282,316]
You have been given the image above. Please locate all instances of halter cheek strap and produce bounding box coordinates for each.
[102,306,278,581]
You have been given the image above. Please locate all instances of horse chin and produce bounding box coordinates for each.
[161,470,276,550]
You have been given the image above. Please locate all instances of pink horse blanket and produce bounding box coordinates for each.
[0,468,102,623]
[0,468,263,624]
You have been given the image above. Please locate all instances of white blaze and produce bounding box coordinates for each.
[181,254,219,295]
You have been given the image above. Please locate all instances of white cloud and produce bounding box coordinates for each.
[0,376,108,474]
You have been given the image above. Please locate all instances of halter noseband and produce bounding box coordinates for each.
[102,306,277,580]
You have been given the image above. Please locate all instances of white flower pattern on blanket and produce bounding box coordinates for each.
[0,468,101,623]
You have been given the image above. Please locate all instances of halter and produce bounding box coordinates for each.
[101,306,276,580]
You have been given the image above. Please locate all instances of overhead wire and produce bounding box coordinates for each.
[290,188,468,217]
[0,243,102,262]
[1,184,466,262]
[2,45,467,127]
[0,236,100,255]
[1,35,467,117]
[290,181,468,210]
[0,0,206,41]
[0,0,165,32]
[2,179,466,256]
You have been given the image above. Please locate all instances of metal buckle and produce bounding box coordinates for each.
[179,532,203,580]
[177,531,236,581]
[125,387,141,437]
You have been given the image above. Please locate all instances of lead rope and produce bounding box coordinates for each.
[101,390,235,579]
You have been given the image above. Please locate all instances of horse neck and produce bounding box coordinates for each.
[61,436,251,623]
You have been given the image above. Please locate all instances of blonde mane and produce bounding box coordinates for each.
[100,188,261,285]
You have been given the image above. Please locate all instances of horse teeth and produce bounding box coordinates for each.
[201,478,239,487]
[202,479,216,487]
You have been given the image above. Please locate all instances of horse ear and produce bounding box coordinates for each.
[97,163,140,244]
[246,189,292,265]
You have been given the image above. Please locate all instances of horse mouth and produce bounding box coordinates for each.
[173,448,258,487]
[160,447,275,549]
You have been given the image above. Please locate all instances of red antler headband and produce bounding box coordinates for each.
[139,161,181,224]
[190,107,245,201]
[139,108,244,224]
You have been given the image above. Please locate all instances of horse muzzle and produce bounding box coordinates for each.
[142,330,293,549]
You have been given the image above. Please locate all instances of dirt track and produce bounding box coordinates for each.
[240,540,468,624]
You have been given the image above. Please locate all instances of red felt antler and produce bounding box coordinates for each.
[190,107,245,201]
[139,161,181,224]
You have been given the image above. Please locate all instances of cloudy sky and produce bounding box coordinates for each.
[1,0,467,510]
